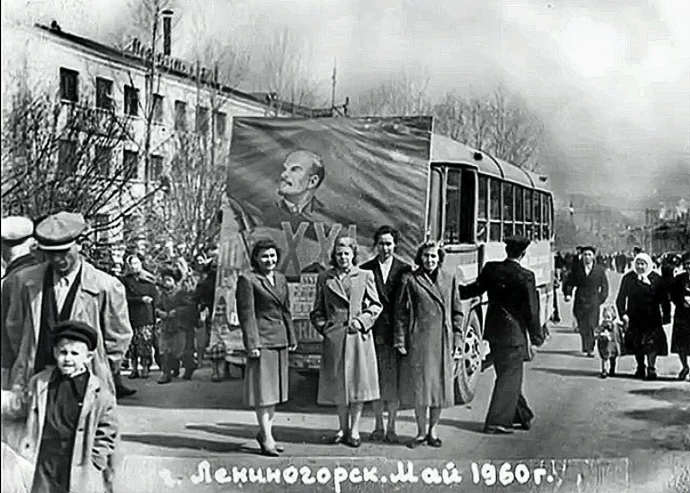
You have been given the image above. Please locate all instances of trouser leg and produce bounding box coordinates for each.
[485,345,523,428]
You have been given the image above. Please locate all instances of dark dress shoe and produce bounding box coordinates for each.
[384,431,400,444]
[128,370,140,379]
[256,434,283,455]
[426,435,442,448]
[116,386,137,398]
[369,429,385,442]
[346,435,361,448]
[634,367,646,379]
[678,368,689,381]
[646,369,658,380]
[484,425,514,435]
[599,370,608,379]
[330,432,347,445]
[406,436,427,449]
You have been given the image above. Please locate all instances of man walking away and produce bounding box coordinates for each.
[459,236,545,434]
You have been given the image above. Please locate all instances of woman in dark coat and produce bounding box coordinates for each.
[236,239,296,456]
[670,253,690,381]
[616,253,671,380]
[310,236,382,448]
[394,241,464,448]
[121,255,158,379]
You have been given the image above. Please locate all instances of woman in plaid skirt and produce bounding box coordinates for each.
[121,255,158,379]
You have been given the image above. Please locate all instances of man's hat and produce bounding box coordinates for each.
[581,245,597,254]
[35,212,86,251]
[1,216,34,244]
[505,236,531,255]
[52,320,98,350]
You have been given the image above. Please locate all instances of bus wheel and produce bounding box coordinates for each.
[454,310,482,404]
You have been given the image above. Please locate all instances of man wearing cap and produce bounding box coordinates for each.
[563,246,609,357]
[1,216,38,280]
[3,212,133,402]
[459,236,545,434]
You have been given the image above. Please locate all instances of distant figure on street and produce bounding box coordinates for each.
[459,236,545,435]
[310,236,382,448]
[669,252,690,381]
[236,239,296,456]
[1,320,118,493]
[394,241,464,448]
[563,246,609,357]
[616,253,671,380]
[360,226,411,444]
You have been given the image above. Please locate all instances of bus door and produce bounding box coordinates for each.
[427,164,481,283]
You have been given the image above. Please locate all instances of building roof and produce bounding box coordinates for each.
[430,133,551,193]
[34,23,333,118]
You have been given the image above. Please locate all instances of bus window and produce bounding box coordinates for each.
[514,187,524,237]
[427,168,443,241]
[443,168,476,244]
[489,179,501,241]
[503,183,514,239]
[524,189,533,239]
[533,193,541,240]
[542,192,552,239]
[477,175,488,242]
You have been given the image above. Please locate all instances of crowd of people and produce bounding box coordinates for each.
[1,209,687,491]
[556,245,690,381]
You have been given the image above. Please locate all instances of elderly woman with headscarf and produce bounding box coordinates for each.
[616,252,671,380]
[120,255,158,379]
[670,252,690,381]
[310,236,382,448]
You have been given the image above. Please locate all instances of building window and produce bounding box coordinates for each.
[124,86,139,116]
[196,106,209,134]
[214,111,226,139]
[60,68,79,103]
[94,146,111,176]
[152,94,164,123]
[123,150,139,180]
[148,155,164,182]
[58,140,78,173]
[174,100,187,131]
[95,77,113,110]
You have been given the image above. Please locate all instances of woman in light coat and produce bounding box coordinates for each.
[310,236,382,448]
[236,239,296,456]
[394,241,464,448]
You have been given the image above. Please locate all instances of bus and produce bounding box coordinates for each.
[215,116,554,404]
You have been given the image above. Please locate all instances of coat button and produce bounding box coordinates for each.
[78,427,84,432]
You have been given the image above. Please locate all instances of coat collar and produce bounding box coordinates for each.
[414,269,445,307]
[25,258,100,295]
[325,266,364,302]
[256,271,287,306]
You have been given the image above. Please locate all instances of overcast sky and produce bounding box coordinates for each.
[3,0,689,213]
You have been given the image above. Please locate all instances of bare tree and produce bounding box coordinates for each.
[353,67,433,117]
[433,86,544,169]
[255,26,325,113]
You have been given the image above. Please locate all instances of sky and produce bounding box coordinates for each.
[2,0,689,216]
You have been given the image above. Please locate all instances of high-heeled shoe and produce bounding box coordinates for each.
[256,433,283,455]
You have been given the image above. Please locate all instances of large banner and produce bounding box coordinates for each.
[224,116,433,278]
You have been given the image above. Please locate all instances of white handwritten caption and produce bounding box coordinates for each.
[190,460,556,492]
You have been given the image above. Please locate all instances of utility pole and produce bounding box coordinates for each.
[331,57,337,112]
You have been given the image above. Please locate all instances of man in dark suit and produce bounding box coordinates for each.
[460,236,544,434]
[563,245,609,357]
[360,226,411,443]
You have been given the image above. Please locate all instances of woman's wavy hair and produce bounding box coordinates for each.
[329,236,358,269]
[413,240,446,268]
[249,239,281,271]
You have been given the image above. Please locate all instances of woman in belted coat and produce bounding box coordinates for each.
[310,236,382,448]
[236,239,296,456]
[670,252,690,381]
[394,241,464,448]
[616,252,671,380]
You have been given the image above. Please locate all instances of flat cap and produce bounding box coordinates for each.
[35,212,86,251]
[505,235,531,254]
[1,216,34,243]
[52,320,98,350]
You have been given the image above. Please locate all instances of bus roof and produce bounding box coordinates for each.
[430,133,551,194]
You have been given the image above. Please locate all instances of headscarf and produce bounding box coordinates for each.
[633,252,653,285]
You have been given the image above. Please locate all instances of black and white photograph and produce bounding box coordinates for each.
[1,1,688,492]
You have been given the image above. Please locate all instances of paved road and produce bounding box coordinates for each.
[116,272,690,492]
